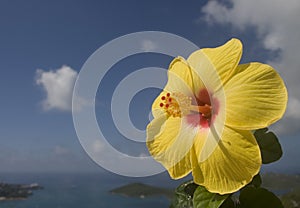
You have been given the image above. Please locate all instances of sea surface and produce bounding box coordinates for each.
[0,172,186,208]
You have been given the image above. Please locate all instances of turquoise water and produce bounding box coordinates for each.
[0,172,183,208]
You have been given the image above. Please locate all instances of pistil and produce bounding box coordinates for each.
[159,92,212,118]
[190,104,212,118]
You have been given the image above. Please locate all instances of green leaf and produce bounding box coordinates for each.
[254,128,282,164]
[248,174,262,188]
[193,186,229,208]
[170,180,198,208]
[219,197,236,208]
[239,187,284,208]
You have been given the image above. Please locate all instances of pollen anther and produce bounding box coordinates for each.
[159,92,212,118]
[159,92,192,117]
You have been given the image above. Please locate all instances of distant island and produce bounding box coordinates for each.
[110,182,173,199]
[0,182,43,201]
[110,174,300,208]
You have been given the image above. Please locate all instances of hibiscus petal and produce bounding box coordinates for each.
[190,144,204,184]
[166,57,205,94]
[151,91,168,118]
[192,126,261,194]
[146,116,197,178]
[151,57,201,118]
[187,38,242,93]
[224,63,288,129]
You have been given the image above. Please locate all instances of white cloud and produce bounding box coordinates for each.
[72,93,93,112]
[202,0,300,135]
[36,65,78,111]
[141,39,157,52]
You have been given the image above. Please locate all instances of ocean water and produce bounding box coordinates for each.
[0,172,184,208]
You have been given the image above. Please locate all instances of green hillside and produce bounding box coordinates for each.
[110,182,173,199]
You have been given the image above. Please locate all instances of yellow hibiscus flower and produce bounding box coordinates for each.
[146,39,287,194]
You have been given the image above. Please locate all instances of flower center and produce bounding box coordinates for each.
[159,92,212,118]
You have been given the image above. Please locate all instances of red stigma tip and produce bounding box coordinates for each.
[166,93,170,97]
[169,98,172,102]
[161,96,166,100]
[165,104,169,108]
[160,103,164,107]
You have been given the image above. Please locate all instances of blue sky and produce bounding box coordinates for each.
[0,0,299,174]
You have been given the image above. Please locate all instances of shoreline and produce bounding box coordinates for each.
[0,182,43,201]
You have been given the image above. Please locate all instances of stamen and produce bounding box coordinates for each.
[158,92,212,118]
[159,92,192,117]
